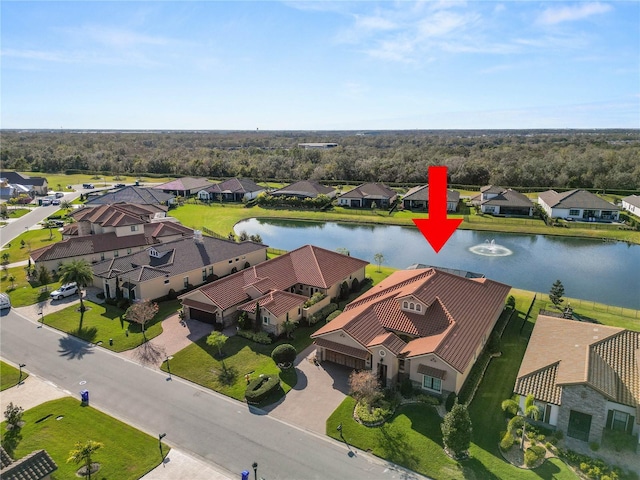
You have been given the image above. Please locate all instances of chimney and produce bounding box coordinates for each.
[194,230,203,243]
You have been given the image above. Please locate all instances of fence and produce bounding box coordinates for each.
[462,215,541,226]
[536,298,639,320]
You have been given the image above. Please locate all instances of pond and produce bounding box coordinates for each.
[235,218,640,310]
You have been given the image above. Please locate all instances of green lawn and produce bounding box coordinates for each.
[43,299,180,352]
[19,171,176,190]
[162,321,325,402]
[170,202,640,246]
[0,397,168,479]
[0,361,28,391]
[3,208,32,219]
[1,266,63,307]
[0,228,63,262]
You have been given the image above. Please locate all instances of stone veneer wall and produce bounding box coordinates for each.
[557,384,607,443]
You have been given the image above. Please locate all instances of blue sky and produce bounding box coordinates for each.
[1,1,638,130]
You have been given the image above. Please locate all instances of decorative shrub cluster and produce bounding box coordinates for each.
[500,431,515,451]
[244,375,280,404]
[325,310,342,323]
[307,303,338,324]
[415,393,441,406]
[303,292,327,308]
[236,330,272,344]
[271,344,296,366]
[524,445,546,467]
[557,448,635,480]
[255,193,333,210]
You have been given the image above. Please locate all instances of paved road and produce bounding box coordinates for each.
[0,308,426,480]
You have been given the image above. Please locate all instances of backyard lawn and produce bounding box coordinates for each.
[0,361,27,391]
[1,265,63,307]
[43,299,180,352]
[0,397,168,480]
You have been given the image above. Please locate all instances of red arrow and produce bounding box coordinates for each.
[412,166,462,253]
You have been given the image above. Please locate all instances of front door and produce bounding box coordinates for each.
[378,362,387,388]
[105,283,111,299]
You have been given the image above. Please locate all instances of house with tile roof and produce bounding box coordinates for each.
[152,177,213,197]
[478,188,534,216]
[197,178,265,202]
[31,204,192,272]
[402,185,459,212]
[92,234,267,303]
[0,171,48,195]
[271,181,336,199]
[0,446,57,480]
[85,186,175,206]
[311,268,511,392]
[514,315,639,445]
[621,195,640,217]
[337,183,398,208]
[179,245,368,328]
[538,189,620,221]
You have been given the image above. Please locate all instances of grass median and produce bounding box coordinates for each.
[0,397,168,479]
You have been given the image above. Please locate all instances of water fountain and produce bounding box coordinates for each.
[469,239,513,257]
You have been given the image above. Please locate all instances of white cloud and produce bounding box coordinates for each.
[64,25,175,48]
[537,2,612,25]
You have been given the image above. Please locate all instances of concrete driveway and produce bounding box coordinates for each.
[263,344,352,435]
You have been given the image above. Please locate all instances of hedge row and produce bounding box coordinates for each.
[245,375,280,404]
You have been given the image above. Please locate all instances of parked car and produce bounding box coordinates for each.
[50,283,78,300]
[50,220,65,227]
[41,199,51,206]
[114,183,126,188]
[51,199,61,205]
[55,192,64,198]
[0,293,11,310]
[82,183,95,189]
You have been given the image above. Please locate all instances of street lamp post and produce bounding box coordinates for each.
[158,433,166,459]
[252,462,258,480]
[18,363,26,384]
[165,356,173,381]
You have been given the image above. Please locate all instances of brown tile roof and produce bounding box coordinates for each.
[515,315,639,409]
[237,291,307,317]
[183,245,368,311]
[403,185,459,203]
[272,181,335,198]
[0,448,57,480]
[153,177,213,192]
[313,268,511,372]
[70,203,166,227]
[538,189,620,211]
[417,364,447,379]
[339,183,397,200]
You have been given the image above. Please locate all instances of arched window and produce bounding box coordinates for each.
[416,304,421,312]
[403,301,408,308]
[409,302,415,310]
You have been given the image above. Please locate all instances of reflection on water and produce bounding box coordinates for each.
[235,218,640,309]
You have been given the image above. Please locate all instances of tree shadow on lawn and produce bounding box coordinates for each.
[58,334,94,360]
[460,456,501,480]
[376,423,421,472]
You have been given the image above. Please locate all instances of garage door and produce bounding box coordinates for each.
[325,350,366,370]
[188,308,218,324]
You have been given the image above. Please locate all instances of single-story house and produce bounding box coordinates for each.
[402,185,459,212]
[0,180,31,199]
[0,446,58,480]
[311,268,511,392]
[179,245,368,327]
[538,189,620,221]
[236,290,309,336]
[85,186,175,206]
[92,233,267,302]
[197,178,265,202]
[31,204,193,272]
[514,315,639,445]
[0,171,48,195]
[153,177,214,197]
[270,181,336,199]
[621,195,640,217]
[337,183,397,208]
[479,189,534,216]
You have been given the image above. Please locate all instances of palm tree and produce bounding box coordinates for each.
[60,199,72,211]
[67,439,103,479]
[501,393,540,450]
[59,259,94,313]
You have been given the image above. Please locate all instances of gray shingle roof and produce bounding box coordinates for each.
[85,186,174,205]
[403,185,459,203]
[538,189,620,211]
[0,171,46,187]
[481,189,533,208]
[153,177,213,192]
[622,195,640,209]
[339,183,396,200]
[0,447,57,480]
[93,236,266,280]
[205,178,263,194]
[272,181,335,198]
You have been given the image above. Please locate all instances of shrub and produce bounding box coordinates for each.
[236,330,272,344]
[244,375,280,404]
[537,434,546,442]
[350,277,360,292]
[445,392,457,412]
[399,378,413,397]
[167,288,177,300]
[237,311,252,330]
[325,310,342,323]
[415,393,441,406]
[308,303,338,324]
[303,291,326,308]
[508,415,524,431]
[524,445,546,467]
[117,298,131,310]
[355,399,395,424]
[589,441,600,452]
[487,331,501,354]
[500,431,515,451]
[271,344,296,366]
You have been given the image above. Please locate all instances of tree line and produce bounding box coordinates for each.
[1,129,638,191]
